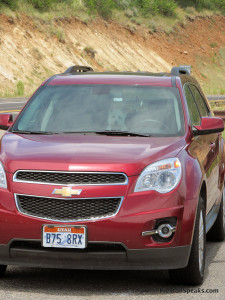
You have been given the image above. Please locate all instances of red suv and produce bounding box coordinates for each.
[0,66,224,285]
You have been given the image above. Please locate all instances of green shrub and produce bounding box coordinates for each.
[16,80,25,96]
[155,0,177,16]
[29,0,73,11]
[84,0,115,19]
[214,0,225,13]
[54,28,66,43]
[0,0,224,17]
[136,0,177,17]
[114,0,132,9]
[176,0,225,13]
[29,0,54,10]
[0,0,18,9]
[194,0,215,10]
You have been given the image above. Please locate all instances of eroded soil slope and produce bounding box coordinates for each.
[0,14,225,95]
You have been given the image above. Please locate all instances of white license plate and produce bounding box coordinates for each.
[42,225,87,249]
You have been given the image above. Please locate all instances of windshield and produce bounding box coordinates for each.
[11,84,185,136]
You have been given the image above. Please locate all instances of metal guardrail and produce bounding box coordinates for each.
[208,96,225,100]
[207,96,225,120]
[207,96,225,101]
[213,111,225,120]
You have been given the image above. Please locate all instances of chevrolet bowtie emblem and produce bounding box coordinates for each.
[52,187,82,197]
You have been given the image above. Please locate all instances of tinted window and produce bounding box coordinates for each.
[185,86,201,125]
[189,85,209,117]
[12,85,185,137]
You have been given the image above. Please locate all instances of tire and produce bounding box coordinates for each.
[0,265,7,277]
[169,196,206,285]
[206,192,225,242]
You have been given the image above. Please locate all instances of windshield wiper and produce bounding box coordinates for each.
[11,130,58,135]
[62,131,97,134]
[95,130,151,137]
[36,130,151,137]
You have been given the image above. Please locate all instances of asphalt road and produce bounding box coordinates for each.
[0,98,224,300]
[0,97,27,113]
[0,240,224,300]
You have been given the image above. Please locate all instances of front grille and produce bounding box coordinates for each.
[16,195,122,221]
[14,171,127,185]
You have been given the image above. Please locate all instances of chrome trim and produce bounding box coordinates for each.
[142,229,158,236]
[14,193,124,223]
[157,224,176,238]
[142,225,176,237]
[13,170,129,186]
[52,187,82,197]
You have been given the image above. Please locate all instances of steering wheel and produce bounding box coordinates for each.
[129,118,170,133]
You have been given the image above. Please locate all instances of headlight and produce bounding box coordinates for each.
[0,162,7,189]
[134,158,181,193]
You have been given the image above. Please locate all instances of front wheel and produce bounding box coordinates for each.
[169,196,206,285]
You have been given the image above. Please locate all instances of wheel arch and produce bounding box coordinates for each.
[185,179,207,247]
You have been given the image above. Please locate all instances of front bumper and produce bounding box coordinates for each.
[0,240,191,270]
[0,173,197,270]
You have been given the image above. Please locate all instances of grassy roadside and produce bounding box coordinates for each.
[0,0,224,33]
[222,129,225,140]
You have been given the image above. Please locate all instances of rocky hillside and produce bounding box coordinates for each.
[0,13,225,96]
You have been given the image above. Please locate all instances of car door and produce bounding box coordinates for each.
[185,84,221,214]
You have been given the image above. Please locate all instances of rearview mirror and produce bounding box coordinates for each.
[0,113,13,130]
[192,117,224,136]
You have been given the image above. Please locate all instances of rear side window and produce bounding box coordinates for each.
[185,86,201,125]
[189,85,209,117]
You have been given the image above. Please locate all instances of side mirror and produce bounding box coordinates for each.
[192,117,224,136]
[0,113,13,130]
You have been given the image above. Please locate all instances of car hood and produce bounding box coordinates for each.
[0,132,186,176]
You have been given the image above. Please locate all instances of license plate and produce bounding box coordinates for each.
[42,225,87,249]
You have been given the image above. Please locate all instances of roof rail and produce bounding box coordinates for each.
[64,65,94,74]
[171,66,190,76]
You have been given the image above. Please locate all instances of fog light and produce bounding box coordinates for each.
[142,222,176,239]
[157,224,175,238]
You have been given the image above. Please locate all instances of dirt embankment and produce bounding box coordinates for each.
[0,14,225,95]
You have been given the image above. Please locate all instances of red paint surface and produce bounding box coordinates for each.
[0,73,224,255]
